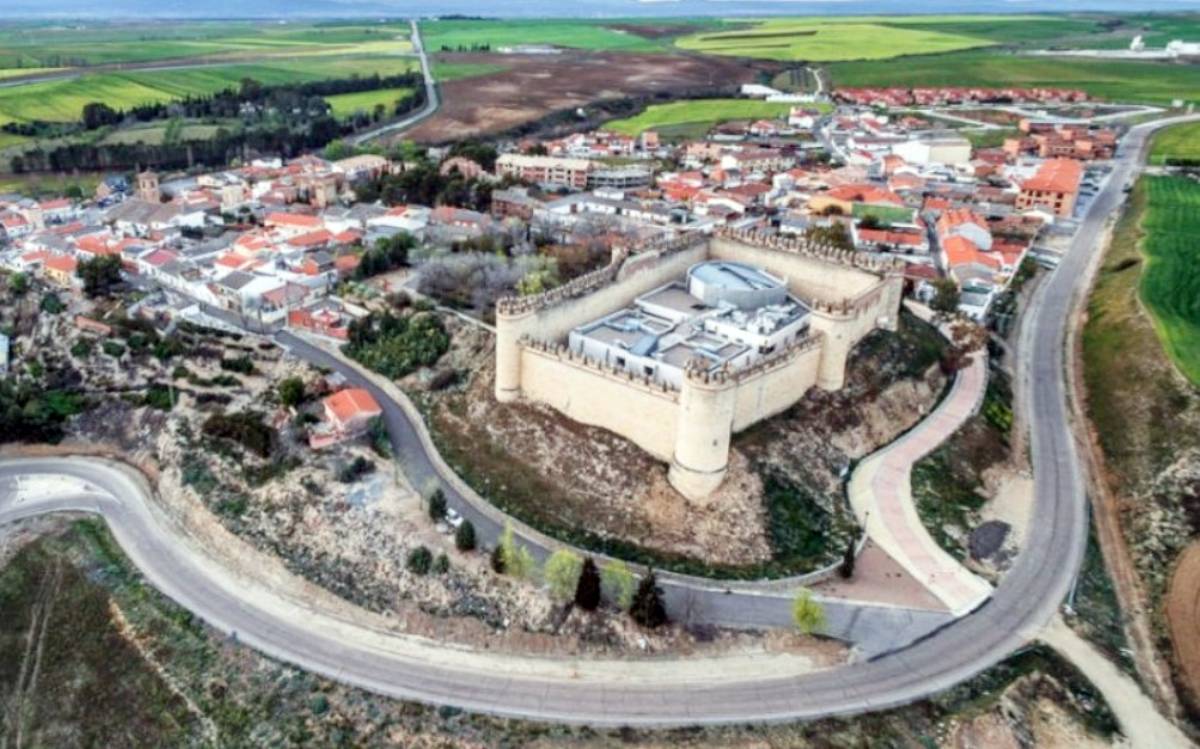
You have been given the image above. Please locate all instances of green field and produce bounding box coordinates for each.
[0,56,417,126]
[1149,121,1200,165]
[604,98,818,136]
[0,21,411,68]
[676,18,995,62]
[423,19,673,53]
[828,50,1200,105]
[1138,176,1200,385]
[325,87,415,119]
[0,132,28,150]
[98,121,228,145]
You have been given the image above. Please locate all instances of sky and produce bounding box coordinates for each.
[4,0,1200,19]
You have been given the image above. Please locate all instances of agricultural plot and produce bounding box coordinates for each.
[325,87,415,120]
[675,18,994,62]
[423,19,663,53]
[828,50,1200,105]
[1138,176,1200,385]
[603,98,809,136]
[1148,121,1200,165]
[99,121,228,145]
[0,21,411,68]
[0,56,417,126]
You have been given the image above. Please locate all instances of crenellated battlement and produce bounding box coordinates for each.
[521,336,680,398]
[712,226,906,275]
[497,234,708,318]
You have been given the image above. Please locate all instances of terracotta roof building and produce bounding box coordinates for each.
[1016,158,1083,218]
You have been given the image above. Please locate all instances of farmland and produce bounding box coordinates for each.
[1148,121,1200,165]
[675,18,995,62]
[828,50,1200,106]
[325,87,415,120]
[423,19,705,54]
[604,98,813,136]
[0,21,411,68]
[1138,176,1200,385]
[0,56,417,126]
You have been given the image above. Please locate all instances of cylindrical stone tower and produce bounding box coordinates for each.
[494,302,531,403]
[669,365,737,502]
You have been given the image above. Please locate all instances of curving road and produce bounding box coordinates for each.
[350,20,439,146]
[2,115,1195,726]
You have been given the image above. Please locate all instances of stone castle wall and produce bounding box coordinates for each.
[518,338,681,461]
[494,231,904,501]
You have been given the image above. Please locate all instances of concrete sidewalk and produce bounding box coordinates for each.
[847,345,993,616]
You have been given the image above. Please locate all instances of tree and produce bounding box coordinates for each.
[455,519,477,551]
[427,488,447,522]
[64,184,84,200]
[839,538,856,580]
[601,560,636,610]
[498,521,535,579]
[544,549,583,602]
[81,102,119,130]
[406,545,433,575]
[277,376,306,407]
[8,272,29,297]
[77,254,123,297]
[629,570,667,629]
[575,557,602,611]
[39,293,64,315]
[930,277,961,314]
[490,543,506,574]
[791,588,826,635]
[858,214,883,230]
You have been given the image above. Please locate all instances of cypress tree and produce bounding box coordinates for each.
[629,570,667,629]
[574,557,602,611]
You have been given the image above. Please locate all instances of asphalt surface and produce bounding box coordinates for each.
[350,20,438,146]
[2,114,1195,726]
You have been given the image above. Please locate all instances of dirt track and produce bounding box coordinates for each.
[407,51,767,143]
[1166,542,1200,707]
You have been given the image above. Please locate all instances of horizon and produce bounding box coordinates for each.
[3,1,1200,21]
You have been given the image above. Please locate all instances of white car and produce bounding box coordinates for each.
[445,508,464,529]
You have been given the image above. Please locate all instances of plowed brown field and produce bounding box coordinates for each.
[408,51,768,143]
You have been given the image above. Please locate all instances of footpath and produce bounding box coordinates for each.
[847,305,993,616]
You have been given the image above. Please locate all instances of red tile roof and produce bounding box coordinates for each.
[324,388,381,426]
[1022,158,1083,195]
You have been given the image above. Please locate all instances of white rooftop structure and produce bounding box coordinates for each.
[569,261,810,388]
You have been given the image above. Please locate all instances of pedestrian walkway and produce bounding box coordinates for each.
[847,331,993,616]
[1040,616,1191,749]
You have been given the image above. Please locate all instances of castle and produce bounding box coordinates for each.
[494,229,905,502]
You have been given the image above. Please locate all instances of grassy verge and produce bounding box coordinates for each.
[1082,177,1200,488]
[1069,521,1137,679]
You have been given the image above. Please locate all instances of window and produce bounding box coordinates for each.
[616,356,626,367]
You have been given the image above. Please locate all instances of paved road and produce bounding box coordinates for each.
[3,115,1195,726]
[350,20,438,146]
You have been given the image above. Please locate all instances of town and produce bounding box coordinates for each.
[1,84,1115,351]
